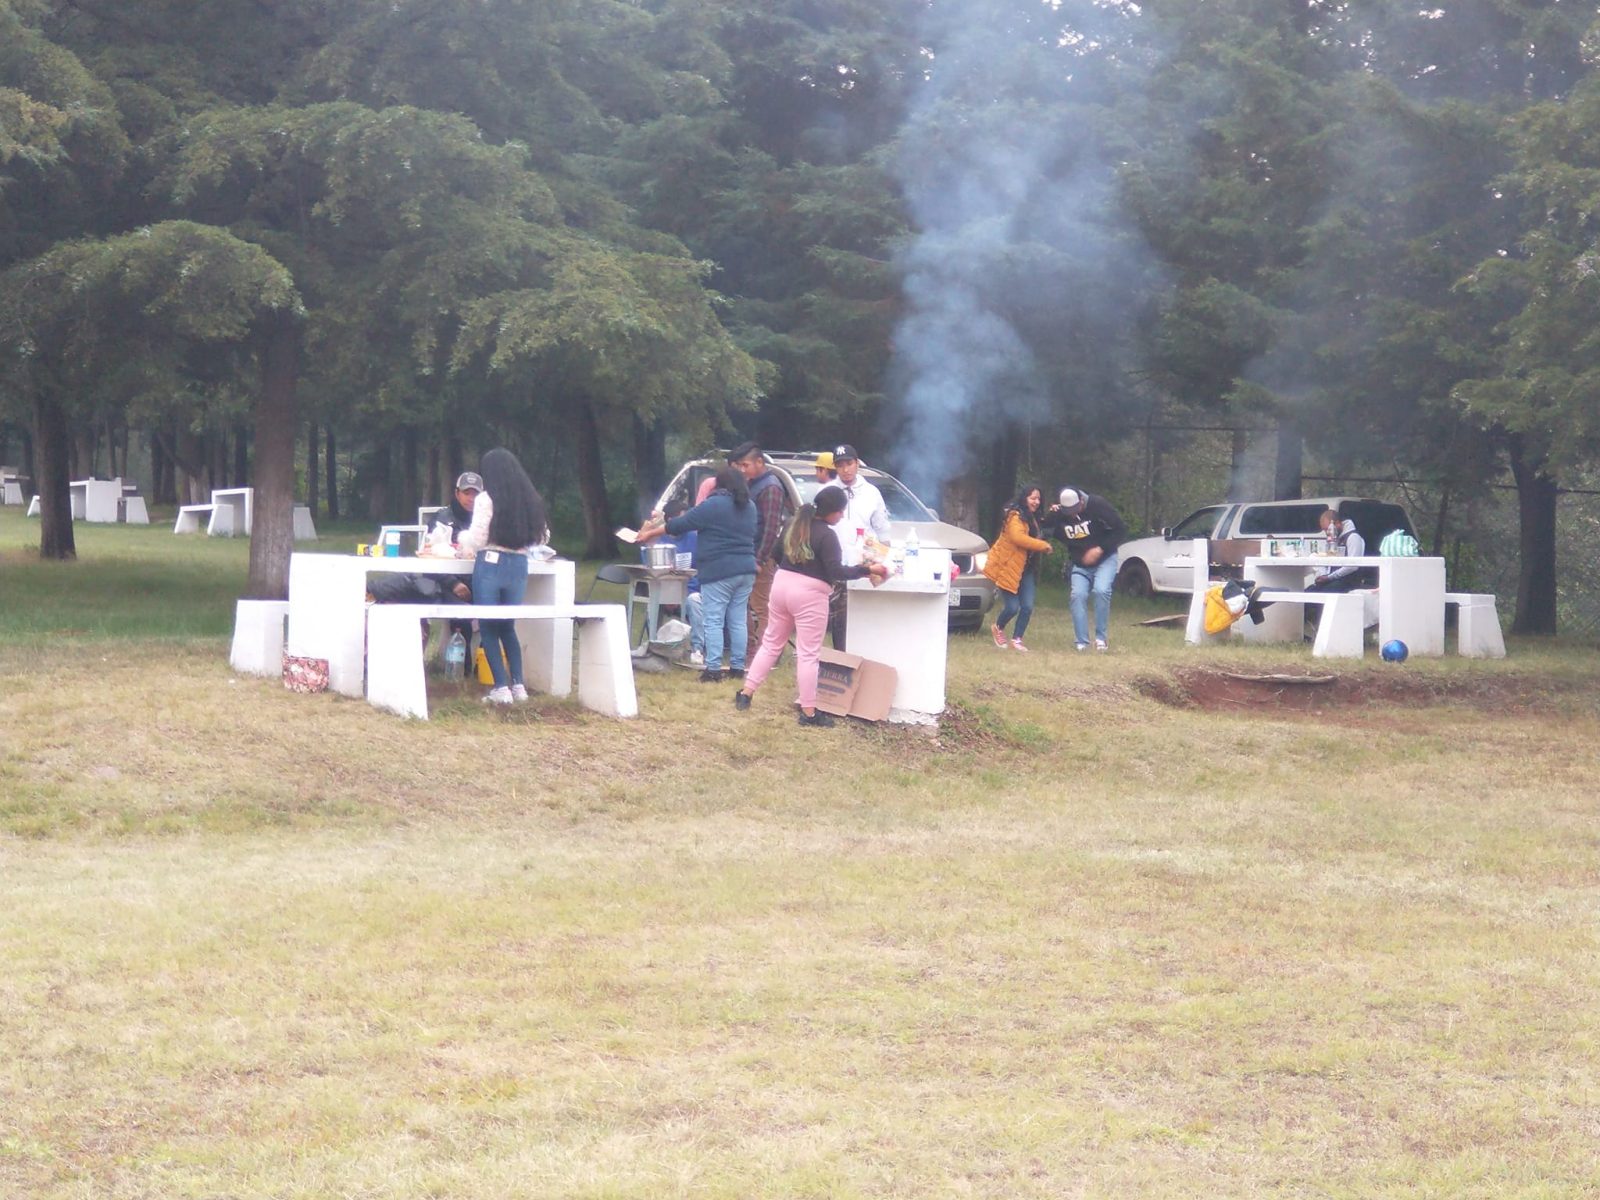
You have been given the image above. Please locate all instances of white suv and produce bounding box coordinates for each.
[653,452,997,630]
[1115,496,1417,597]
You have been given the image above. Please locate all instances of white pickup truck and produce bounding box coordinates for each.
[1115,496,1417,597]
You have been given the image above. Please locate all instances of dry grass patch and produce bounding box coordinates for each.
[2,583,1599,1197]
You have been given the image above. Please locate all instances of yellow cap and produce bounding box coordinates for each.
[815,452,835,470]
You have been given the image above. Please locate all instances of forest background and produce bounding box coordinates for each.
[3,0,1598,635]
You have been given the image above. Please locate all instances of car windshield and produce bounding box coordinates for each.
[793,471,935,521]
[1169,506,1225,540]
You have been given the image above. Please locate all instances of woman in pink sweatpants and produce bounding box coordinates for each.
[737,485,887,727]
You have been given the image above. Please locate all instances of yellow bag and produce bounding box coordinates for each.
[474,646,495,685]
[1203,584,1244,635]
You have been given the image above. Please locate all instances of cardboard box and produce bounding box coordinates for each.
[814,649,897,721]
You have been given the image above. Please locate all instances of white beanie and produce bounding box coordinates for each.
[1058,488,1083,509]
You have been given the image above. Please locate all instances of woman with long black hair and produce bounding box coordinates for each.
[457,447,548,704]
[982,482,1052,652]
[735,485,888,727]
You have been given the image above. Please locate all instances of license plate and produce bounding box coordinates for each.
[947,590,962,607]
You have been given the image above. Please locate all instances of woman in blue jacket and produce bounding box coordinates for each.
[639,466,757,682]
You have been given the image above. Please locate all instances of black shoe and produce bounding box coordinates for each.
[796,709,835,728]
[727,668,745,680]
[733,691,751,711]
[698,668,726,683]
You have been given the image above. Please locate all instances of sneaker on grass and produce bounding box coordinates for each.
[510,684,529,702]
[483,686,514,705]
[1011,638,1028,652]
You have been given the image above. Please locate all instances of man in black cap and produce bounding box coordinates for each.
[828,444,890,648]
[426,471,482,549]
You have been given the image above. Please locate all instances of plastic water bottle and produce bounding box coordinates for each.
[906,527,920,558]
[444,631,467,680]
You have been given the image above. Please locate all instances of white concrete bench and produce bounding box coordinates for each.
[1256,590,1367,658]
[25,495,40,517]
[121,495,150,524]
[365,602,636,720]
[1445,592,1505,658]
[293,505,318,541]
[2,480,23,506]
[174,504,214,533]
[231,599,290,677]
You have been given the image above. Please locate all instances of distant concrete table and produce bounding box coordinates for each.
[844,550,951,723]
[286,552,577,698]
[208,487,253,536]
[78,478,124,522]
[1239,555,1446,657]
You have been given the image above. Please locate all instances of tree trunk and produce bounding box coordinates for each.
[33,392,76,560]
[367,440,391,522]
[21,429,34,488]
[234,423,250,487]
[426,441,440,508]
[1507,435,1558,635]
[324,427,339,520]
[447,433,464,487]
[401,427,420,520]
[631,416,667,521]
[244,315,300,600]
[978,427,1020,539]
[575,398,612,559]
[1227,429,1250,501]
[1274,423,1303,500]
[307,422,320,515]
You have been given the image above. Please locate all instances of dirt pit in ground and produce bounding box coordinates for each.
[1136,667,1580,718]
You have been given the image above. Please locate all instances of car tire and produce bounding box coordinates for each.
[1116,560,1153,599]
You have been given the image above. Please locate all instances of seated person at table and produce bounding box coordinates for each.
[1307,508,1376,592]
[425,470,484,652]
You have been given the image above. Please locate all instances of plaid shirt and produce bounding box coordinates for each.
[750,471,789,564]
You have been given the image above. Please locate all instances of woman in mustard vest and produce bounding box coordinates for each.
[983,483,1053,651]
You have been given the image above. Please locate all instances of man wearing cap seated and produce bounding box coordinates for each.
[829,444,890,649]
[421,471,482,653]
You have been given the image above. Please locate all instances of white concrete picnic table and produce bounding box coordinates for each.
[1240,554,1447,656]
[285,551,577,698]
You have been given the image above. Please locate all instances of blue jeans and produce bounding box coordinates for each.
[1069,552,1119,645]
[685,591,705,654]
[472,550,527,687]
[700,573,754,670]
[995,566,1037,640]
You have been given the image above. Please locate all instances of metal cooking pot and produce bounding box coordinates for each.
[643,543,676,570]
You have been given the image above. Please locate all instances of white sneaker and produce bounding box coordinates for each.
[510,684,529,703]
[687,650,706,668]
[1075,642,1089,652]
[1095,639,1108,652]
[483,686,513,705]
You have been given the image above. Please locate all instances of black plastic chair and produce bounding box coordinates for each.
[587,562,648,645]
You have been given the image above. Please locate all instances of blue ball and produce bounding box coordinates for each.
[1381,639,1409,663]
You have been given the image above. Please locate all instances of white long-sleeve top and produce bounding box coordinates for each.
[456,491,540,557]
[837,477,891,566]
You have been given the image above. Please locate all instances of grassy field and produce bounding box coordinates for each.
[2,507,1598,1198]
